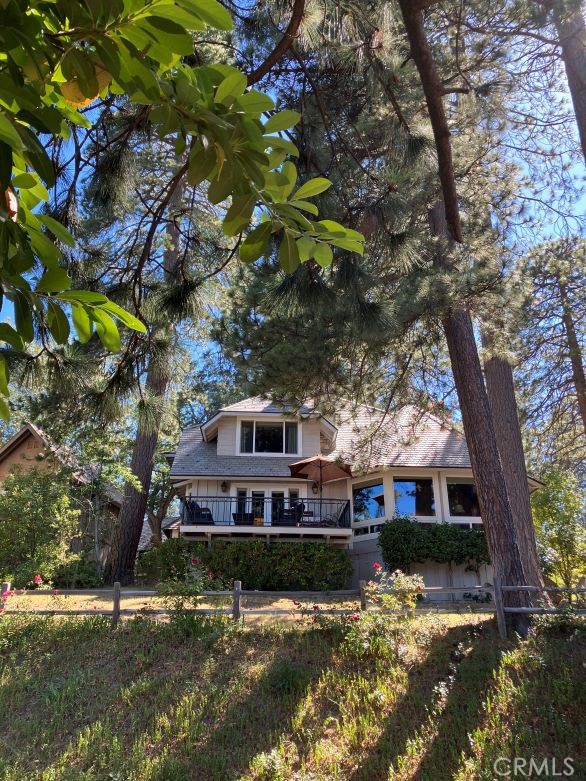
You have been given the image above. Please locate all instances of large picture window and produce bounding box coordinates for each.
[393,478,435,517]
[239,420,299,454]
[353,481,385,522]
[447,477,480,517]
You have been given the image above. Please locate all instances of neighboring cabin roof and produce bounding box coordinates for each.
[0,423,123,506]
[170,396,474,480]
[138,515,181,552]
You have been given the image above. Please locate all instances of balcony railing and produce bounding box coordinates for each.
[180,496,351,529]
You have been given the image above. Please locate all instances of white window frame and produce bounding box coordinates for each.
[350,474,386,527]
[236,417,302,457]
[391,473,439,522]
[440,471,483,524]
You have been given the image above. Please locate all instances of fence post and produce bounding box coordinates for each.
[493,577,507,640]
[232,580,241,621]
[112,582,121,627]
[1,582,10,598]
[359,580,367,611]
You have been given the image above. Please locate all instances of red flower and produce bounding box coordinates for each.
[1,591,14,600]
[373,562,382,571]
[191,557,201,566]
[351,613,361,621]
[293,600,301,607]
[33,575,42,584]
[312,604,320,610]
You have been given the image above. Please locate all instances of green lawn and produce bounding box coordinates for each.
[0,611,584,781]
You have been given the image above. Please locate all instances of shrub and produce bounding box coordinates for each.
[52,555,103,589]
[138,538,353,590]
[378,515,490,572]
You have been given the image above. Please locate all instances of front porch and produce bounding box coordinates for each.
[178,494,352,544]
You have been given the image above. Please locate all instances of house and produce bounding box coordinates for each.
[0,422,122,564]
[169,396,541,588]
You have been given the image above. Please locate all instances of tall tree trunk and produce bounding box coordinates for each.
[104,183,182,585]
[428,205,530,626]
[545,0,586,161]
[103,364,170,584]
[482,329,545,590]
[559,279,586,431]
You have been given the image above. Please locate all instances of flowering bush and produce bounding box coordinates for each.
[365,565,425,612]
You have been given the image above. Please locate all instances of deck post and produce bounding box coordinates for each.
[232,580,242,621]
[112,582,121,627]
[493,577,507,640]
[359,580,367,611]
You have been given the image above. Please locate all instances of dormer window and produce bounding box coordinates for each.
[239,420,298,454]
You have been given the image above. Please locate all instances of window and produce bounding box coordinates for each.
[255,422,283,453]
[240,422,253,453]
[239,420,299,454]
[353,481,385,522]
[447,478,480,517]
[393,478,435,517]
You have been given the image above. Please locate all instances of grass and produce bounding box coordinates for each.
[0,610,584,781]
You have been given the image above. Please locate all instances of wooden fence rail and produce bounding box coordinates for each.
[1,580,584,636]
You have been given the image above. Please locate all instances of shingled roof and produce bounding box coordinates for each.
[170,396,472,479]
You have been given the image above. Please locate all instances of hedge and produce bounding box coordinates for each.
[137,538,353,591]
[378,516,490,572]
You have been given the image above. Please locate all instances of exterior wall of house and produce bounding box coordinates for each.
[0,435,51,481]
[217,418,238,456]
[301,421,321,456]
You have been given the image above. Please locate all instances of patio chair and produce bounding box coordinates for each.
[274,501,304,526]
[183,500,214,525]
[232,512,254,526]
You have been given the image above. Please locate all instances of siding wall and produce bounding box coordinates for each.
[0,435,52,481]
[217,418,238,456]
[301,421,321,456]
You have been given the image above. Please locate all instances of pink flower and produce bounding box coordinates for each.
[373,562,382,571]
[1,591,14,600]
[351,613,361,621]
[33,575,42,584]
[52,589,59,595]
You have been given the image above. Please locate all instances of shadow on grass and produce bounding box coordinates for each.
[0,617,336,781]
[348,619,503,781]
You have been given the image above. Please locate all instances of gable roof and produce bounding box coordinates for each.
[199,395,336,442]
[170,396,474,480]
[0,423,123,505]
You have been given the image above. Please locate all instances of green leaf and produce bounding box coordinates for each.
[38,215,75,247]
[313,243,333,268]
[36,267,72,293]
[0,354,9,397]
[264,110,301,133]
[294,177,332,200]
[47,301,70,344]
[297,236,316,262]
[187,144,216,187]
[280,161,297,199]
[0,396,9,422]
[11,173,37,189]
[57,290,110,305]
[239,221,272,263]
[71,303,93,343]
[215,72,247,104]
[0,323,24,350]
[318,220,364,240]
[92,309,121,352]
[208,164,234,204]
[0,112,24,150]
[329,237,364,255]
[223,192,256,236]
[289,200,319,216]
[235,90,275,114]
[178,0,233,30]
[101,301,147,332]
[278,230,300,274]
[14,291,33,343]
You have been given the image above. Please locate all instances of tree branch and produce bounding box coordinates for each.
[247,0,306,85]
[397,0,463,243]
